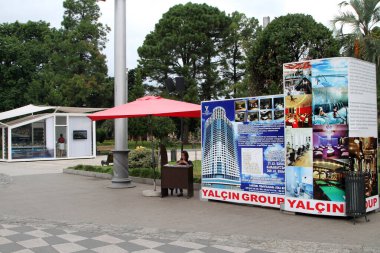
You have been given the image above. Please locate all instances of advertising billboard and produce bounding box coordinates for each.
[201,95,286,208]
[283,57,378,216]
[200,57,378,216]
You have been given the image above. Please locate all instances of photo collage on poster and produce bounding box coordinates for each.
[234,96,285,195]
[284,58,378,202]
[284,62,313,199]
[311,58,350,202]
[234,97,284,123]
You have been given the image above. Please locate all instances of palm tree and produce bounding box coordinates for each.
[332,0,380,140]
[332,0,380,60]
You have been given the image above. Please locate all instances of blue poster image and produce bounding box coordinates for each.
[311,58,348,88]
[201,96,285,195]
[285,166,313,199]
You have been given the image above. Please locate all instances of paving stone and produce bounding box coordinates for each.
[92,244,129,253]
[29,245,60,253]
[116,241,147,252]
[169,240,206,250]
[128,238,164,249]
[43,235,71,245]
[200,246,232,253]
[212,244,251,253]
[4,233,35,242]
[52,242,87,253]
[75,250,97,253]
[132,249,164,253]
[72,231,104,239]
[1,225,18,229]
[58,233,87,243]
[154,243,194,253]
[0,236,12,245]
[92,234,125,244]
[0,242,26,253]
[13,249,34,253]
[41,228,67,236]
[245,249,271,253]
[17,238,49,249]
[75,239,110,249]
[25,230,53,238]
[10,226,36,233]
[0,228,18,237]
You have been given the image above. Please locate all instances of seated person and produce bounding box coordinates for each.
[332,106,345,122]
[319,107,327,117]
[175,150,193,197]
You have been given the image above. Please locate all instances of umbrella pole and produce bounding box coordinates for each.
[150,115,157,191]
[142,116,160,197]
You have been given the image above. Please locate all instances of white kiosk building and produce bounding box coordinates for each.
[0,104,103,161]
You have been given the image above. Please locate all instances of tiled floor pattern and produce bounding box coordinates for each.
[0,224,269,253]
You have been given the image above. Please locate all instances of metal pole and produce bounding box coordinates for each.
[180,90,184,152]
[109,0,134,188]
[180,118,184,152]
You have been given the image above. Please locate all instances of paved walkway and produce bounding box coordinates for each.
[0,220,270,253]
[0,157,103,177]
[0,159,379,252]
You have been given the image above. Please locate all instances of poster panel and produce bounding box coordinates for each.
[201,95,285,207]
[283,57,379,216]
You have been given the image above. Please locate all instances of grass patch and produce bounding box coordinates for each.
[69,165,113,175]
[97,140,201,151]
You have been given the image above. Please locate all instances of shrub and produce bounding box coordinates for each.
[128,147,157,168]
[70,165,113,175]
[96,128,107,143]
[129,167,160,179]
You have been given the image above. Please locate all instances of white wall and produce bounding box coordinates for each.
[45,117,55,156]
[68,116,93,157]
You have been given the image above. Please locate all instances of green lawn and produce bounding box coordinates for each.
[70,160,202,183]
[97,139,201,150]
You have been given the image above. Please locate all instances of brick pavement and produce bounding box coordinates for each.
[1,159,380,252]
[0,221,270,253]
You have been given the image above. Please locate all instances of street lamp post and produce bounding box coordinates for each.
[108,0,134,188]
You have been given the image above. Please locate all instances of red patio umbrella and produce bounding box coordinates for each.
[88,95,201,120]
[88,95,201,195]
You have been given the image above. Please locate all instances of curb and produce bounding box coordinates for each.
[63,168,112,179]
[62,169,201,190]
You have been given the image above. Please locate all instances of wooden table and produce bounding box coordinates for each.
[161,164,193,198]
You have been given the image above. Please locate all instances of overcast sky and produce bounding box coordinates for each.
[0,0,344,76]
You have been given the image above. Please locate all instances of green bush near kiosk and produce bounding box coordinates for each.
[69,160,202,183]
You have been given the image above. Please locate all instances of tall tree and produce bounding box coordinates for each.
[0,21,53,111]
[332,0,380,59]
[332,0,380,105]
[246,14,339,95]
[49,0,111,107]
[138,3,231,102]
[221,12,260,98]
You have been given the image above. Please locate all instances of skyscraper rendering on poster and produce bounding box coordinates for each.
[201,95,285,207]
[283,57,378,216]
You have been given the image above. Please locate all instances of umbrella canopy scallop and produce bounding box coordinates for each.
[88,96,201,120]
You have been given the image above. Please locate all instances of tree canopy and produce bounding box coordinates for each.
[246,13,339,95]
[138,3,232,102]
[221,12,260,98]
[332,0,380,86]
[0,21,52,111]
[0,0,112,111]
